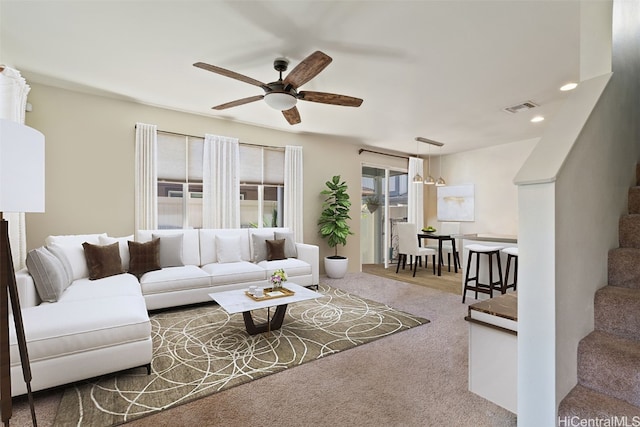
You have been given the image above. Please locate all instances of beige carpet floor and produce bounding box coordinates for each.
[11,271,516,427]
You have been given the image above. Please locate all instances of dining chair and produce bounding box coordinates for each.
[395,223,437,277]
[426,221,461,272]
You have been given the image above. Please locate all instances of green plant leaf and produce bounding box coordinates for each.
[317,174,352,256]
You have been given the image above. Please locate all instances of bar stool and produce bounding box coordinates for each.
[502,247,518,292]
[462,244,504,303]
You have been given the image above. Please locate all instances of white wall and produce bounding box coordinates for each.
[424,139,538,235]
[516,0,640,424]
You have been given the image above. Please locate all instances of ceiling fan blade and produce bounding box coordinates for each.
[283,51,332,89]
[282,106,301,125]
[212,95,264,110]
[194,62,267,89]
[298,91,363,107]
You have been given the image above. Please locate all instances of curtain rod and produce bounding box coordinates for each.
[358,148,409,160]
[138,126,285,151]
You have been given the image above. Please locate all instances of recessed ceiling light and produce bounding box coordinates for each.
[560,82,578,91]
[531,116,545,123]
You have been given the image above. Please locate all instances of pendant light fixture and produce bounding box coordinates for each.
[424,143,435,185]
[415,137,444,186]
[436,147,446,186]
[412,139,424,184]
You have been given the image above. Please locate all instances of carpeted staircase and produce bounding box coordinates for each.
[558,165,640,420]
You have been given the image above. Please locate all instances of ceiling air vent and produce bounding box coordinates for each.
[503,101,538,114]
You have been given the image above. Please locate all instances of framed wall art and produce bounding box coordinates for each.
[437,184,475,222]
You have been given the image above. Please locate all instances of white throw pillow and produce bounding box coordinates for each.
[100,235,134,271]
[215,235,242,263]
[48,243,89,280]
[274,231,298,258]
[26,247,69,302]
[251,232,274,263]
[152,233,184,268]
[46,244,74,287]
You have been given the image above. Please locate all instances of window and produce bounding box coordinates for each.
[156,132,286,230]
[239,145,284,228]
[157,133,203,229]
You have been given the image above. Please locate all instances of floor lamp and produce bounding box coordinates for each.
[0,118,45,426]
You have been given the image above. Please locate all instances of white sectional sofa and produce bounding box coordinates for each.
[11,227,318,396]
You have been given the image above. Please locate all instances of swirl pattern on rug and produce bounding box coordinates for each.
[54,284,428,426]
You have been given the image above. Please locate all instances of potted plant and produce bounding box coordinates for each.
[318,175,353,278]
[365,195,380,213]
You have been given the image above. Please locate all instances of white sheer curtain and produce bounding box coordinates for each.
[134,123,158,231]
[284,145,303,241]
[407,157,425,231]
[203,134,239,228]
[0,66,31,269]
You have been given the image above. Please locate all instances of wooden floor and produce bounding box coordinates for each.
[362,261,462,296]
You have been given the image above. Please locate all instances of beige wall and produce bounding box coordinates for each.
[424,139,538,236]
[24,83,373,271]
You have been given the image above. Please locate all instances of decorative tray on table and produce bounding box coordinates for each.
[245,287,295,301]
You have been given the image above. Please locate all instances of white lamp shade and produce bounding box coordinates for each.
[0,119,45,213]
[264,92,297,111]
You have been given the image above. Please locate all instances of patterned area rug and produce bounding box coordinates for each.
[53,285,429,426]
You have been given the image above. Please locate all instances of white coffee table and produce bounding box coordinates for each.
[209,283,323,335]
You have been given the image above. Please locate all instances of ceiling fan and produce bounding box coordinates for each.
[193,51,363,125]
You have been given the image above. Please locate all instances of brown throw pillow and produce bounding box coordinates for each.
[266,239,286,261]
[82,242,124,280]
[128,238,161,278]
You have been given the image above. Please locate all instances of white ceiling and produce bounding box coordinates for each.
[0,0,581,155]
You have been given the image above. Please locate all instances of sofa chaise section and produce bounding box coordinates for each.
[10,292,152,396]
[12,268,152,397]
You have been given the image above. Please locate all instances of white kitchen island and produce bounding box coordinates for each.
[465,292,518,414]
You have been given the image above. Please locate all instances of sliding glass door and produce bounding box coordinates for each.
[361,166,408,268]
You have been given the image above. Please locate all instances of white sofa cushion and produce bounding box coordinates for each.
[137,229,200,266]
[45,233,107,246]
[199,229,250,264]
[10,295,150,367]
[258,258,312,278]
[56,273,142,303]
[201,261,266,285]
[138,265,211,295]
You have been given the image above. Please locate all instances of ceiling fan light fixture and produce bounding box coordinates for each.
[264,92,298,111]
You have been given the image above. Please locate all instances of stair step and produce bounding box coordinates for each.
[559,384,640,420]
[630,187,640,215]
[609,248,640,289]
[619,214,640,248]
[595,286,640,341]
[578,331,640,407]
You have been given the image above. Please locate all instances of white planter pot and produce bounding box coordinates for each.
[324,256,349,279]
